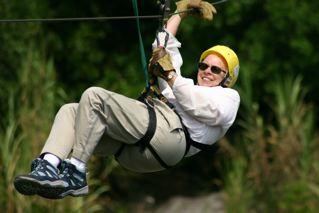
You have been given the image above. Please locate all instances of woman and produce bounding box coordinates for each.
[14,0,240,199]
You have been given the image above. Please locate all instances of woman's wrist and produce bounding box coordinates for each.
[165,71,178,87]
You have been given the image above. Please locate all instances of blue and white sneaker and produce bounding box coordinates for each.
[14,158,65,199]
[57,159,88,198]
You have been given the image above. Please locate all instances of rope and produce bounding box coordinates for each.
[132,0,149,86]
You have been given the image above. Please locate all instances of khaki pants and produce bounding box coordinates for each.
[41,87,186,173]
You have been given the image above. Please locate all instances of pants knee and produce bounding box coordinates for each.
[81,86,104,102]
[58,103,78,116]
[80,87,113,110]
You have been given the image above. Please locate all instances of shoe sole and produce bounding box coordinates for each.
[59,185,89,198]
[14,175,66,199]
[14,176,38,196]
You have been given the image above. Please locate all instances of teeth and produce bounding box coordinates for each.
[202,77,211,81]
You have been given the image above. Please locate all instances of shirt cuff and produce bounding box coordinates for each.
[172,76,194,92]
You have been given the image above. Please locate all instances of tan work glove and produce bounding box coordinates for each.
[176,0,217,20]
[149,47,175,80]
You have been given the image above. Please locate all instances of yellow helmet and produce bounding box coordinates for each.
[199,45,239,87]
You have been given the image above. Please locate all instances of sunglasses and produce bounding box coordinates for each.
[198,62,227,75]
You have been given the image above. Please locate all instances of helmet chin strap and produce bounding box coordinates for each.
[219,72,229,87]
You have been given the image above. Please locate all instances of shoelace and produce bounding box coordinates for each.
[33,160,45,171]
[61,163,75,178]
[30,158,41,171]
[31,160,51,176]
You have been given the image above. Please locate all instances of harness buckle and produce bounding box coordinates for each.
[144,96,154,108]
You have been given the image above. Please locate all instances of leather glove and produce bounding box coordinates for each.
[175,0,217,20]
[149,47,175,80]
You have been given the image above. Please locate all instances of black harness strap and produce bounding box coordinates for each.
[134,99,170,169]
[146,141,171,169]
[114,143,125,159]
[190,140,219,152]
[115,99,218,164]
[179,116,191,156]
[182,123,219,154]
[177,111,219,156]
[136,100,157,153]
[114,98,171,169]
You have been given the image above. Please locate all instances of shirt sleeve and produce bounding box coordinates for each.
[152,30,183,74]
[152,30,183,100]
[172,76,240,127]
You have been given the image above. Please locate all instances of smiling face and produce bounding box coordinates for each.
[197,53,228,87]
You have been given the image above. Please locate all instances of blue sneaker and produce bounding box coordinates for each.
[57,159,89,198]
[14,158,65,199]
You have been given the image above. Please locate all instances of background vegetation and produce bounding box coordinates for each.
[1,0,319,212]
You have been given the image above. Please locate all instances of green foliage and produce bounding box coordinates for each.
[224,157,253,213]
[0,46,112,212]
[0,92,24,212]
[224,73,319,211]
[1,0,319,211]
[276,180,319,212]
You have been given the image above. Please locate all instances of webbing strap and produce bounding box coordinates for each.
[191,141,219,152]
[132,0,149,86]
[147,142,171,169]
[181,124,192,156]
[114,143,125,159]
[114,99,170,169]
[136,100,157,153]
[139,101,170,169]
[182,123,219,154]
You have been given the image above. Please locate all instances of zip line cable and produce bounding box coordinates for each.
[0,15,163,23]
[0,0,229,87]
[0,0,229,23]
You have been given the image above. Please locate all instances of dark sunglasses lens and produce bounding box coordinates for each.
[198,62,209,70]
[210,66,222,74]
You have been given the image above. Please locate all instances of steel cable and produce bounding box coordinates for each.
[0,0,228,23]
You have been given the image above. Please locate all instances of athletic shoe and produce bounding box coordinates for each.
[57,159,89,198]
[14,158,65,199]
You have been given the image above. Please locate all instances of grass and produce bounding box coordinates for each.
[0,48,113,212]
[223,71,319,211]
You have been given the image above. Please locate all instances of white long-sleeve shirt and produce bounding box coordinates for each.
[153,31,240,157]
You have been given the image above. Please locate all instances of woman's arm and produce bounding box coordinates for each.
[161,14,183,87]
[165,14,182,36]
